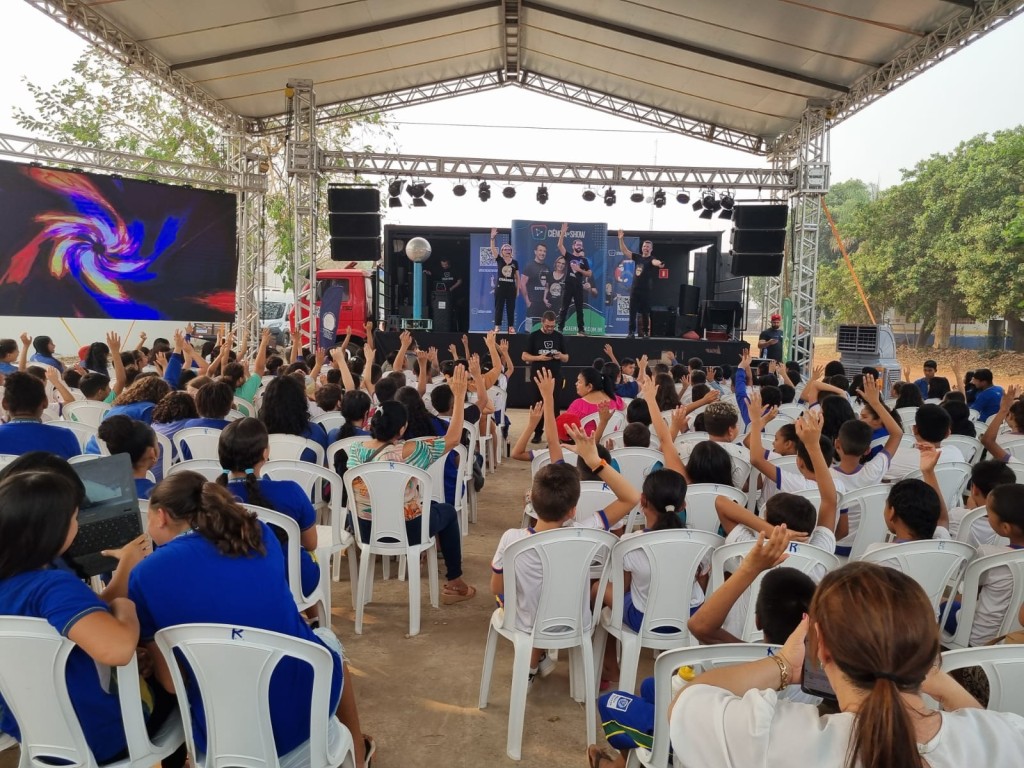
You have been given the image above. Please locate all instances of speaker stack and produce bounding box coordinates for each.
[328,186,381,262]
[729,204,788,276]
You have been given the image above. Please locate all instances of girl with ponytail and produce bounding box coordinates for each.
[97,415,160,496]
[566,366,623,435]
[214,418,320,599]
[669,562,1024,768]
[131,470,373,765]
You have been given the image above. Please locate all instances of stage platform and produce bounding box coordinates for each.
[373,331,748,408]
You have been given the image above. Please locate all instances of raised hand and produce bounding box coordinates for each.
[617,229,625,239]
[597,400,612,423]
[19,332,31,347]
[526,401,544,429]
[638,374,657,405]
[603,343,614,358]
[491,227,498,239]
[399,329,412,346]
[105,332,121,354]
[902,365,912,383]
[747,390,765,427]
[468,353,482,377]
[565,424,599,465]
[415,348,429,367]
[856,381,882,405]
[560,222,568,236]
[811,364,824,381]
[636,354,649,383]
[449,364,468,400]
[672,405,689,433]
[1000,384,1019,412]
[364,320,374,339]
[918,442,941,474]
[261,327,272,344]
[739,527,791,575]
[427,346,439,364]
[498,339,509,355]
[795,409,824,444]
[448,343,459,359]
[138,331,147,344]
[534,367,556,401]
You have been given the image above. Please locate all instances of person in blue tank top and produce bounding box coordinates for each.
[131,472,373,765]
[214,418,321,600]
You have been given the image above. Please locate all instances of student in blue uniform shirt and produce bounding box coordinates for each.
[213,418,320,599]
[0,466,175,765]
[29,335,64,372]
[131,472,373,765]
[179,379,234,431]
[258,375,329,463]
[0,338,19,375]
[97,415,161,496]
[0,372,80,459]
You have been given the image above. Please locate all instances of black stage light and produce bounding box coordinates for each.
[718,191,734,219]
[389,197,403,208]
[630,190,644,203]
[412,198,427,207]
[653,189,667,208]
[582,189,596,202]
[452,183,467,196]
[479,181,491,201]
[536,185,549,204]
[603,187,616,206]
[503,185,516,199]
[388,179,403,197]
[676,190,690,205]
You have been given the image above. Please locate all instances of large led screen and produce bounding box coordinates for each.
[0,160,238,320]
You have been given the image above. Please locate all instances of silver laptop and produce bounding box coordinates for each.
[64,453,143,577]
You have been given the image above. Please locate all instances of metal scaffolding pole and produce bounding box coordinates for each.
[778,104,830,371]
[286,80,320,350]
[225,133,268,351]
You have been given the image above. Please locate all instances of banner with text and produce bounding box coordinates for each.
[605,236,640,336]
[467,232,505,332]
[510,220,608,335]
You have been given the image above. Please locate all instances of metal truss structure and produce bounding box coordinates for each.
[0,133,265,193]
[225,134,268,352]
[319,151,791,190]
[286,80,321,350]
[769,105,830,371]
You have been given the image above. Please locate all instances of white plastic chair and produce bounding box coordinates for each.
[67,454,101,464]
[343,462,438,636]
[153,624,355,768]
[767,454,799,473]
[593,529,723,693]
[225,408,247,422]
[777,403,805,420]
[954,507,1009,548]
[477,527,617,761]
[232,396,255,417]
[45,421,98,452]
[969,408,982,422]
[683,484,747,533]
[673,431,710,451]
[172,426,223,461]
[710,540,840,642]
[529,448,578,476]
[0,616,184,768]
[859,540,975,616]
[167,459,225,481]
[941,645,1024,717]
[268,434,326,465]
[61,400,111,427]
[152,430,172,479]
[311,411,345,433]
[261,460,359,608]
[943,435,983,464]
[635,643,781,768]
[906,461,972,510]
[762,415,794,438]
[327,436,370,470]
[581,408,627,437]
[0,454,17,467]
[840,484,892,561]
[941,549,1024,650]
[896,406,919,431]
[424,445,471,534]
[610,447,664,490]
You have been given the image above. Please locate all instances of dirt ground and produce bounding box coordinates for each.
[0,408,644,768]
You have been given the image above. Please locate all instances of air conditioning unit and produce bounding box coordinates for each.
[835,324,901,392]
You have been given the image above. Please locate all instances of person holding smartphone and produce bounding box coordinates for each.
[669,562,1024,768]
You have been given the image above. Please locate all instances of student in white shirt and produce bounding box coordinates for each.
[670,562,1024,768]
[490,368,640,685]
[886,403,963,479]
[947,460,1016,547]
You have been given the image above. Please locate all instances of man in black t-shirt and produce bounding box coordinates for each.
[556,222,592,335]
[522,310,569,442]
[618,230,664,338]
[430,257,463,330]
[520,242,552,324]
[758,313,784,363]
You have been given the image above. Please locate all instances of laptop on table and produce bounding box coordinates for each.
[64,453,144,577]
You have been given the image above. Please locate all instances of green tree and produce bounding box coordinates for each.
[14,48,389,291]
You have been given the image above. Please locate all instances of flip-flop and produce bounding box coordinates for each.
[587,745,618,768]
[441,584,477,605]
[363,735,376,768]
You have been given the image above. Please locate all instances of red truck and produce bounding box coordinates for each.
[291,267,378,347]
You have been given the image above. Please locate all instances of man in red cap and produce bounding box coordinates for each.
[757,312,784,363]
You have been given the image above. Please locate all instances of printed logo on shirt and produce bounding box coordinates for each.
[501,265,514,278]
[606,693,632,712]
[543,340,553,350]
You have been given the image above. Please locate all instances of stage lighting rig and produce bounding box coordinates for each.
[502,185,516,199]
[653,189,667,208]
[630,189,644,203]
[388,178,403,208]
[718,191,735,220]
[603,187,617,206]
[536,185,549,204]
[452,183,467,197]
[676,190,691,205]
[694,188,720,219]
[582,188,596,202]
[478,181,491,202]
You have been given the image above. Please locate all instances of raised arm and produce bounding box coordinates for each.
[468,354,490,415]
[566,424,640,525]
[918,443,949,531]
[461,334,470,362]
[415,348,430,396]
[617,229,634,258]
[746,390,778,481]
[310,348,326,381]
[602,343,620,368]
[134,331,147,353]
[688,528,790,644]
[498,338,514,380]
[796,409,836,532]
[106,332,126,395]
[641,375,686,477]
[511,402,544,461]
[361,328,376,396]
[858,380,904,456]
[557,222,569,257]
[334,346,356,393]
[18,332,30,371]
[489,227,501,261]
[535,368,561,463]
[45,366,75,405]
[441,365,467,453]
[482,330,503,388]
[394,330,412,373]
[253,327,271,376]
[980,385,1017,462]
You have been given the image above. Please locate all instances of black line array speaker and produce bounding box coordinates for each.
[328,187,381,261]
[730,203,787,276]
[678,284,701,316]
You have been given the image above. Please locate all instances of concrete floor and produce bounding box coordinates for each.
[1,409,647,768]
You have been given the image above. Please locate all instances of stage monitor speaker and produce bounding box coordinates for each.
[701,300,743,337]
[678,284,700,316]
[732,204,788,230]
[328,186,381,261]
[328,187,380,213]
[731,228,786,254]
[650,310,677,338]
[675,315,700,337]
[329,237,380,261]
[730,251,784,276]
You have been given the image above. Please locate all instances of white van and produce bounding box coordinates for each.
[259,291,294,345]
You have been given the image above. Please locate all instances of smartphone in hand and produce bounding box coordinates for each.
[801,621,837,703]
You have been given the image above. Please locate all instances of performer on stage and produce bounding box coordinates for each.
[758,312,784,363]
[521,310,568,443]
[519,241,552,328]
[490,228,520,334]
[618,230,664,338]
[556,222,592,336]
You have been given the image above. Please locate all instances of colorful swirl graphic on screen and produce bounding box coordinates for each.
[0,168,179,317]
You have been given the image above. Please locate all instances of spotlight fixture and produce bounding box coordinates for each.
[388,178,403,207]
[603,187,616,206]
[630,189,644,204]
[502,185,516,199]
[695,188,720,218]
[536,185,549,204]
[412,198,427,208]
[478,181,491,202]
[653,189,667,208]
[423,186,434,202]
[718,191,734,220]
[404,181,431,207]
[676,190,690,205]
[582,188,596,202]
[405,182,422,198]
[452,183,467,197]
[388,196,403,209]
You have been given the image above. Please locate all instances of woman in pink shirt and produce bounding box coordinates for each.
[566,367,623,434]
